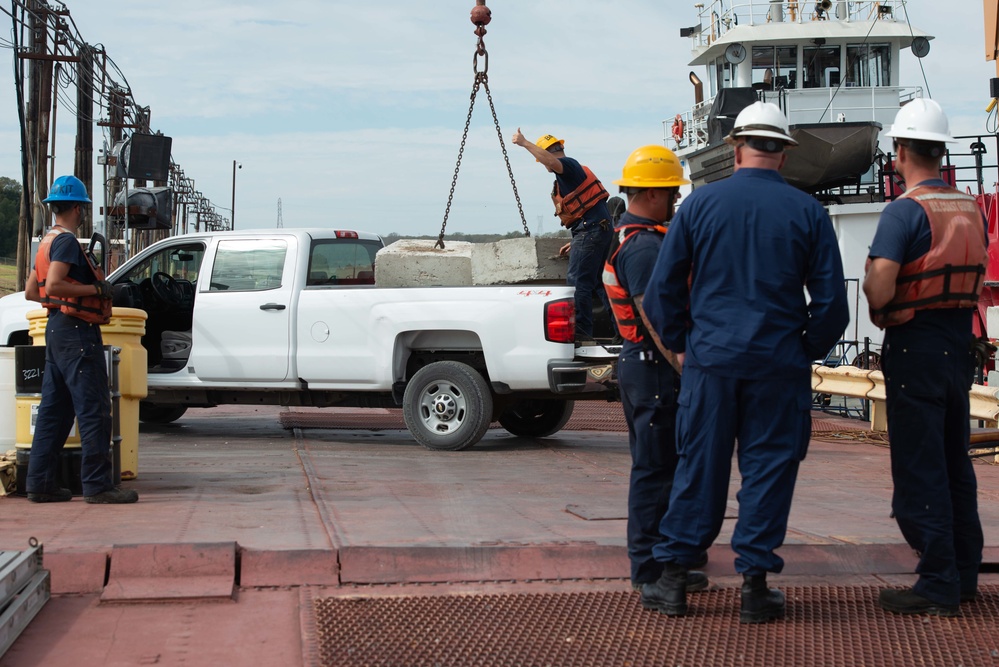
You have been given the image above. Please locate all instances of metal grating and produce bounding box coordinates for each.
[315,585,999,667]
[280,401,630,433]
[280,406,858,436]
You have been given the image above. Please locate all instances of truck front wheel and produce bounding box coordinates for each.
[403,361,493,451]
[498,399,574,438]
[138,402,188,424]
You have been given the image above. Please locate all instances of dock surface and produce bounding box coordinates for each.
[2,403,998,666]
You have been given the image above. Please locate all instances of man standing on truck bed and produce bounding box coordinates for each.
[864,98,987,617]
[512,129,613,342]
[23,175,138,505]
[639,102,848,622]
[602,145,708,593]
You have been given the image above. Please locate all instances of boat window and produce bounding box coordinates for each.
[751,45,797,90]
[714,59,734,90]
[803,44,840,89]
[846,43,891,87]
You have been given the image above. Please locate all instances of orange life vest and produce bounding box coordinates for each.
[35,227,112,325]
[872,185,987,328]
[602,223,667,343]
[552,166,609,228]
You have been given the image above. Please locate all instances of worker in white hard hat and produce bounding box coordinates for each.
[640,101,849,623]
[512,129,614,342]
[864,98,987,616]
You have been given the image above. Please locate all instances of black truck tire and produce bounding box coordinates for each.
[138,402,188,424]
[402,361,493,451]
[498,399,575,438]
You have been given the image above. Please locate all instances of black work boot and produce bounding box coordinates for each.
[740,574,785,624]
[640,563,688,616]
[878,588,960,617]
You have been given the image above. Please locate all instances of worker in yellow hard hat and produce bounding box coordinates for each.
[512,128,613,342]
[601,145,708,595]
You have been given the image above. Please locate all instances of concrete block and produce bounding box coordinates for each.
[988,306,999,339]
[470,237,568,285]
[375,240,473,287]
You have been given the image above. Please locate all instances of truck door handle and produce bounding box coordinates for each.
[260,303,287,311]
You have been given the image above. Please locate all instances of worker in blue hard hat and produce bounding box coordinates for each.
[24,175,137,505]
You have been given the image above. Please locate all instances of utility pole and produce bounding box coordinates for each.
[75,43,94,237]
[32,2,53,239]
[276,198,283,228]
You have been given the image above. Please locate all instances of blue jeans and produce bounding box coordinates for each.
[883,332,983,606]
[566,220,612,338]
[26,311,113,497]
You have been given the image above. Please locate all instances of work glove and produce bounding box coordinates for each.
[94,279,113,300]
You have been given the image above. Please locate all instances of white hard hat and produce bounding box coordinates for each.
[884,98,956,144]
[726,101,797,146]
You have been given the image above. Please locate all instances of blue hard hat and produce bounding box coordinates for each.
[43,175,92,204]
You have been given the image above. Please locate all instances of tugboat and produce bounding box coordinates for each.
[666,0,998,362]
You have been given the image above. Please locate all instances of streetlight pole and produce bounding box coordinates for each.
[231,160,241,229]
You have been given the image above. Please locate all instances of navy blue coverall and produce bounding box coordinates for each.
[26,233,114,498]
[606,212,679,585]
[643,168,849,575]
[869,178,985,606]
[556,157,613,338]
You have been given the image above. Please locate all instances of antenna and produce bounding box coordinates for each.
[276,198,283,228]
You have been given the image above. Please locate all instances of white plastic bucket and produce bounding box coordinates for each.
[0,348,16,449]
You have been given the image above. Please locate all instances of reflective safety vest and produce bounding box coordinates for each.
[602,223,667,342]
[873,185,987,328]
[35,227,112,325]
[552,166,609,228]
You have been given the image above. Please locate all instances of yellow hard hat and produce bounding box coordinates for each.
[613,145,690,188]
[535,134,564,151]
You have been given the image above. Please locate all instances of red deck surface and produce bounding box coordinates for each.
[1,403,997,666]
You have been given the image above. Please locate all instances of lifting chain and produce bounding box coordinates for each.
[437,1,529,250]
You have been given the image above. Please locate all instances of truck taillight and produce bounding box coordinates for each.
[545,298,575,343]
[335,230,359,239]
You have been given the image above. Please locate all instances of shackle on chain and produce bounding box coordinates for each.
[471,0,491,73]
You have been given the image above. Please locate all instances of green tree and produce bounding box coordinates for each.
[0,177,22,259]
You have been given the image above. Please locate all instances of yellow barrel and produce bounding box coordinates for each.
[25,307,147,480]
[13,344,80,452]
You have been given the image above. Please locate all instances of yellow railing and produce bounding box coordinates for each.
[811,364,999,431]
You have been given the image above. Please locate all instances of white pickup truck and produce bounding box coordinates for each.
[0,228,615,450]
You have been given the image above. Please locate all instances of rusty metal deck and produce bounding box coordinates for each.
[315,585,999,667]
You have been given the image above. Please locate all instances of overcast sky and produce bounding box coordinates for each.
[0,1,995,237]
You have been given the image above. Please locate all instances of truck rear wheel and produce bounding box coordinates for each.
[498,399,574,438]
[403,361,493,451]
[139,402,188,424]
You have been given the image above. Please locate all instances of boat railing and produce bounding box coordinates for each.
[689,0,909,48]
[666,85,923,154]
[762,86,920,124]
[814,133,999,205]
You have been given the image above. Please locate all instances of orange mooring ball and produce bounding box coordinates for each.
[470,4,491,26]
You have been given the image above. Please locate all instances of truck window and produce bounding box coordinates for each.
[210,239,288,292]
[118,243,206,284]
[307,239,381,286]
